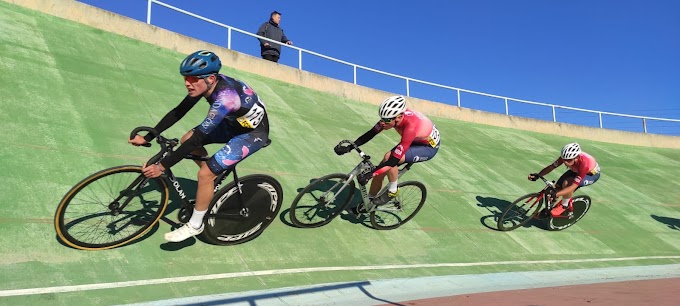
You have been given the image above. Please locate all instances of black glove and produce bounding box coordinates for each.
[334,142,352,155]
[357,170,374,186]
[528,173,539,181]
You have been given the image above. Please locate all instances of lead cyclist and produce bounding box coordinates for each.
[128,50,270,242]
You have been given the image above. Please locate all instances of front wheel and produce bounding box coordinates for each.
[54,165,169,250]
[201,174,283,245]
[497,192,542,232]
[549,196,591,231]
[369,181,427,230]
[289,173,355,228]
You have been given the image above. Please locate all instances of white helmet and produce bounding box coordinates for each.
[561,142,581,160]
[379,95,406,119]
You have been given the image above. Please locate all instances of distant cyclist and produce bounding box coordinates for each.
[528,142,600,217]
[334,95,441,214]
[128,50,270,242]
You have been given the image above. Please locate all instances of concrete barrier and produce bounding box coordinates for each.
[5,0,679,149]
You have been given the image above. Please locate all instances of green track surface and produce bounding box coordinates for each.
[0,2,679,305]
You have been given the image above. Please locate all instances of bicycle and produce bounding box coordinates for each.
[496,174,592,231]
[54,126,283,250]
[289,140,427,230]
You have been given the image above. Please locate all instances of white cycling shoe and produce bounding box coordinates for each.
[164,223,204,242]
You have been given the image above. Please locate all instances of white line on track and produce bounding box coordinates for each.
[2,256,680,297]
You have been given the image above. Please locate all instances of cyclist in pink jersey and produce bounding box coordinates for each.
[334,95,441,214]
[528,142,601,217]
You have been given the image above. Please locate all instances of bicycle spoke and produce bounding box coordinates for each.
[56,166,168,249]
[290,174,354,228]
[497,193,541,231]
[370,181,426,230]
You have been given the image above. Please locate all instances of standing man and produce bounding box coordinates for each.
[257,11,293,63]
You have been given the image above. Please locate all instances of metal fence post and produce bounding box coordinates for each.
[227,28,231,49]
[406,79,410,97]
[643,118,647,133]
[353,65,357,85]
[504,98,509,115]
[598,112,603,128]
[146,0,152,24]
[552,106,556,122]
[298,50,302,70]
[456,89,461,107]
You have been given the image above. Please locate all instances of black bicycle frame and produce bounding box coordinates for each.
[113,126,251,219]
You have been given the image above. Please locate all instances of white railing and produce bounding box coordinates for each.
[146,0,679,135]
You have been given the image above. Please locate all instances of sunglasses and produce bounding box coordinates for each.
[381,117,395,123]
[183,75,208,83]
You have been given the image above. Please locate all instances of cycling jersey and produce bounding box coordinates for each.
[552,152,600,185]
[149,74,269,171]
[364,109,440,176]
[372,109,440,160]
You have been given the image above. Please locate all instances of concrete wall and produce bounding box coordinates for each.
[6,0,679,149]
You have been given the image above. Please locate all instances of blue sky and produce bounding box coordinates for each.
[77,0,679,135]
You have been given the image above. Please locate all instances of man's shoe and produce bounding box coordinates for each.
[164,223,204,242]
[550,205,568,217]
[372,189,400,205]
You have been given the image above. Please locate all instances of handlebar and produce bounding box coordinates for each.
[129,126,157,147]
[530,173,555,188]
[129,126,178,153]
[337,140,375,168]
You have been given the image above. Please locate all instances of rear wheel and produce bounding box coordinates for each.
[54,165,169,250]
[369,181,426,230]
[497,192,542,231]
[549,196,591,231]
[289,173,355,228]
[201,174,283,245]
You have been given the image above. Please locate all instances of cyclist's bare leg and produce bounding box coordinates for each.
[195,164,217,211]
[182,130,209,167]
[368,152,405,196]
[559,177,576,198]
[369,172,387,197]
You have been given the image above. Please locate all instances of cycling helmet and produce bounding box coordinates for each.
[561,142,581,160]
[179,50,221,77]
[379,95,406,119]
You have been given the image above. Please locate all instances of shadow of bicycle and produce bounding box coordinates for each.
[283,177,374,229]
[651,214,680,231]
[475,195,543,231]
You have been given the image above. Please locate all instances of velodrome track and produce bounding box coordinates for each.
[0,1,679,304]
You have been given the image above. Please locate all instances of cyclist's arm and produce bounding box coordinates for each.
[372,125,416,177]
[537,158,561,177]
[159,95,240,170]
[353,123,381,146]
[144,95,201,142]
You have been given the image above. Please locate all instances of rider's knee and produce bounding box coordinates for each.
[197,165,217,182]
[181,130,194,143]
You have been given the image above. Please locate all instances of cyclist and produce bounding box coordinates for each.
[334,95,441,214]
[129,50,270,242]
[528,142,600,217]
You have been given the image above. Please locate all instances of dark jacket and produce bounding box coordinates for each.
[257,20,290,57]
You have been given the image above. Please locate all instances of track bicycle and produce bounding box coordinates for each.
[497,174,592,231]
[289,140,426,230]
[54,126,283,250]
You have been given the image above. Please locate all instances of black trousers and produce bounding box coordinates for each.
[262,54,280,63]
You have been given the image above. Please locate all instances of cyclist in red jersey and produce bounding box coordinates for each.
[334,95,441,214]
[528,142,601,217]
